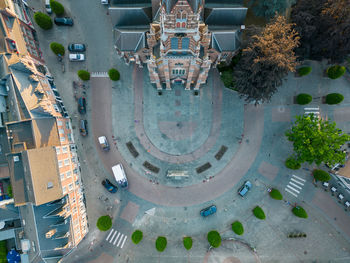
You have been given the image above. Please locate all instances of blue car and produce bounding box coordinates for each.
[238,180,252,197]
[200,205,217,217]
[102,179,118,193]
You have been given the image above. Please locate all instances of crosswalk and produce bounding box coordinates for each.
[91,72,108,77]
[105,229,128,248]
[285,174,306,197]
[304,107,319,116]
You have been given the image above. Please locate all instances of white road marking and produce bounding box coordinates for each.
[109,231,117,243]
[291,178,304,185]
[285,188,298,197]
[120,236,128,248]
[287,185,300,193]
[117,234,124,247]
[106,229,114,241]
[292,174,306,182]
[113,232,121,245]
[289,182,302,189]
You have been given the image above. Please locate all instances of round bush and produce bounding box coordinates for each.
[155,236,167,252]
[298,66,312,76]
[183,236,193,250]
[96,215,112,231]
[269,188,283,200]
[50,0,64,16]
[326,93,344,105]
[34,12,53,30]
[77,70,90,81]
[131,230,143,244]
[285,157,301,170]
[108,68,120,81]
[327,65,346,79]
[292,206,308,218]
[231,221,244,235]
[296,93,312,105]
[313,169,331,182]
[50,42,65,56]
[253,206,266,220]
[207,231,221,248]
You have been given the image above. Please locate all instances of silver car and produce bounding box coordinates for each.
[69,54,85,61]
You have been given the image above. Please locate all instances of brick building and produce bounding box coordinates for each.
[111,0,247,90]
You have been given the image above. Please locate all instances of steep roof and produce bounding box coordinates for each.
[162,0,203,13]
[115,26,148,52]
[109,6,152,26]
[210,28,241,52]
[204,7,247,26]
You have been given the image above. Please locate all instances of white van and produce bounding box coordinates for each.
[112,164,128,189]
[98,136,110,151]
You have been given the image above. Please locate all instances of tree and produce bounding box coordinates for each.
[253,0,289,19]
[313,169,331,182]
[207,231,221,248]
[183,237,193,250]
[34,12,53,30]
[77,70,90,81]
[231,221,244,235]
[292,206,308,218]
[285,114,350,166]
[234,15,300,103]
[50,42,65,56]
[96,215,112,231]
[131,230,143,244]
[108,68,120,81]
[220,70,234,88]
[155,236,167,252]
[50,0,65,16]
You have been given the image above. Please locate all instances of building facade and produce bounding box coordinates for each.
[111,0,247,90]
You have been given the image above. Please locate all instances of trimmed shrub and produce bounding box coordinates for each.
[183,236,193,250]
[285,157,301,170]
[50,0,64,16]
[253,206,266,220]
[231,221,244,235]
[327,65,346,79]
[296,93,312,105]
[108,68,120,81]
[298,66,312,76]
[34,12,53,30]
[326,93,344,105]
[313,169,331,182]
[207,231,221,248]
[269,188,283,200]
[131,230,143,244]
[292,206,308,218]
[7,185,13,198]
[50,42,65,56]
[155,236,167,252]
[77,70,90,81]
[96,215,112,231]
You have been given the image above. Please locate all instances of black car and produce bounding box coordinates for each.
[68,43,86,52]
[54,17,73,26]
[79,120,88,136]
[102,179,118,193]
[78,97,86,114]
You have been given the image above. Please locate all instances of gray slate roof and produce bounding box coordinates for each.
[210,28,241,52]
[205,7,247,26]
[115,27,148,52]
[161,0,203,13]
[109,6,152,26]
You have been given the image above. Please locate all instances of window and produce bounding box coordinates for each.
[68,183,73,191]
[62,146,68,153]
[65,121,70,129]
[47,181,53,189]
[176,22,180,28]
[60,136,66,142]
[58,129,65,134]
[66,171,72,178]
[63,186,67,194]
[67,133,72,142]
[60,173,65,181]
[182,22,186,28]
[57,120,63,126]
[64,159,70,166]
[56,147,61,154]
[58,160,63,168]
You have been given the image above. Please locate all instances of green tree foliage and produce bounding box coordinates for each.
[292,206,308,218]
[77,70,90,81]
[298,66,312,76]
[96,215,112,231]
[269,188,283,200]
[313,169,331,182]
[50,42,65,56]
[253,206,266,220]
[50,0,65,16]
[326,93,344,105]
[183,237,193,250]
[296,93,312,105]
[34,12,53,30]
[131,230,143,244]
[285,156,301,170]
[0,240,7,263]
[327,65,346,79]
[231,221,244,235]
[108,68,120,81]
[253,0,289,19]
[207,231,221,248]
[220,70,234,88]
[155,236,167,252]
[286,114,350,166]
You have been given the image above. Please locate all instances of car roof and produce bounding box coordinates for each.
[239,187,248,195]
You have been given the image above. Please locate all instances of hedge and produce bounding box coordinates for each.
[231,221,244,235]
[155,236,167,252]
[131,230,143,244]
[326,93,344,105]
[298,66,312,76]
[183,236,193,250]
[96,215,112,231]
[285,157,301,170]
[50,0,64,16]
[7,184,13,198]
[269,188,283,200]
[327,65,346,79]
[34,12,53,30]
[312,169,331,182]
[292,206,308,218]
[253,206,266,220]
[296,93,312,105]
[77,70,90,81]
[207,231,221,248]
[50,42,65,56]
[108,68,120,81]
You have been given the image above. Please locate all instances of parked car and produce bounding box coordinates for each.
[102,179,117,193]
[101,0,109,4]
[98,136,110,151]
[331,186,337,194]
[238,180,252,197]
[54,17,74,26]
[69,53,85,62]
[68,43,86,52]
[322,182,329,188]
[200,205,217,217]
[45,0,52,14]
[79,120,88,136]
[337,193,344,201]
[345,200,350,209]
[77,97,86,114]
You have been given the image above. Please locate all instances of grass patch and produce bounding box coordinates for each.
[207,230,221,248]
[96,215,112,231]
[215,145,228,160]
[269,188,283,200]
[196,162,212,174]
[253,206,266,220]
[231,221,244,235]
[292,206,308,218]
[143,161,160,173]
[183,236,193,250]
[155,236,167,252]
[131,230,143,244]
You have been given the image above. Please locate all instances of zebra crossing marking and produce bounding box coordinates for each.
[120,236,128,248]
[285,174,306,197]
[106,229,114,241]
[105,228,128,248]
[113,232,121,245]
[285,188,298,197]
[91,72,108,77]
[292,174,306,182]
